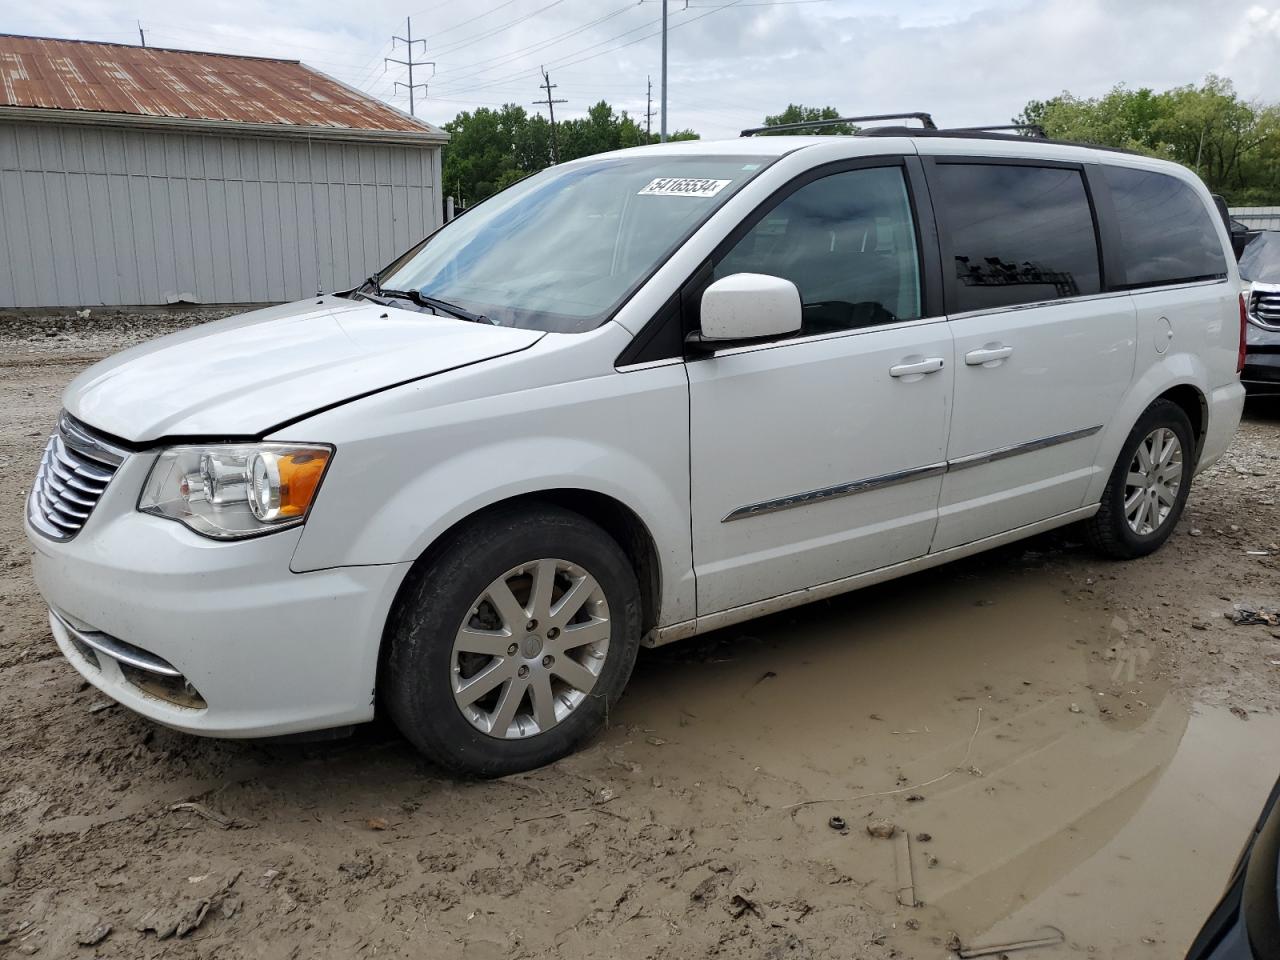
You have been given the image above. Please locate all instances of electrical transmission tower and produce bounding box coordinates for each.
[386,17,434,118]
[533,66,567,164]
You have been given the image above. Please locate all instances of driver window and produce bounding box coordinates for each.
[714,165,922,335]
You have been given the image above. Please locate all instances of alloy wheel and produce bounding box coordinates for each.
[451,559,611,739]
[1123,427,1183,536]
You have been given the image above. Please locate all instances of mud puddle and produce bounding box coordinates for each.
[621,551,1280,956]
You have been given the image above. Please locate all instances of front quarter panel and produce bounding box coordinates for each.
[284,322,696,627]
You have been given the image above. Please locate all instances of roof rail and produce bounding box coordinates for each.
[739,112,937,137]
[944,123,1047,138]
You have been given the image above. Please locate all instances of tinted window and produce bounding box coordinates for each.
[1102,166,1228,288]
[935,163,1101,312]
[714,165,921,334]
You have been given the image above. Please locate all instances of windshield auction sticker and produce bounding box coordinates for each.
[638,177,732,198]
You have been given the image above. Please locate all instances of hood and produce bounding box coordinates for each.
[64,299,544,443]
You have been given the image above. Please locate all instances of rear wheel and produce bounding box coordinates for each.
[383,504,641,777]
[1086,399,1195,559]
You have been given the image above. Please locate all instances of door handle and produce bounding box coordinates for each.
[965,344,1014,365]
[889,357,945,378]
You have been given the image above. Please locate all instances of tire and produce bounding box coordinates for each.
[1085,399,1195,560]
[382,503,641,777]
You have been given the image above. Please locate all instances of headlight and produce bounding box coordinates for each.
[138,443,333,539]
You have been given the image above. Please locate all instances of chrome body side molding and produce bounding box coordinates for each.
[722,462,947,522]
[722,424,1103,523]
[945,424,1103,472]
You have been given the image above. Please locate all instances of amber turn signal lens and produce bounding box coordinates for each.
[278,450,330,518]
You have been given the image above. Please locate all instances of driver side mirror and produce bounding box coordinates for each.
[696,273,802,345]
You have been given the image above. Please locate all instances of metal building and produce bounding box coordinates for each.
[0,34,448,309]
[1231,207,1280,231]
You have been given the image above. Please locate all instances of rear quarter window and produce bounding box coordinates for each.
[1101,166,1228,289]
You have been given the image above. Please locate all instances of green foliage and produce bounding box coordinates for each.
[760,104,855,135]
[441,99,701,205]
[1015,77,1280,204]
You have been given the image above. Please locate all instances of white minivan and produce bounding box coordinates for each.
[27,118,1247,775]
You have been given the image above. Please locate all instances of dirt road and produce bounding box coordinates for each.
[2,315,1279,959]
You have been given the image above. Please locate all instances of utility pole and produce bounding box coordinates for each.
[646,75,654,141]
[137,21,146,47]
[660,0,668,141]
[534,66,567,164]
[386,17,434,118]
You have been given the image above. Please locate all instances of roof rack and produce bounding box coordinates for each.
[739,112,936,137]
[944,123,1047,138]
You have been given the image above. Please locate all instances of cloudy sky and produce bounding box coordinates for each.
[6,0,1280,138]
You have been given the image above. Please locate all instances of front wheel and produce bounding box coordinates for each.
[1085,399,1195,559]
[382,504,641,777]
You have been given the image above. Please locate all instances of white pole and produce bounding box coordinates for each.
[660,0,668,142]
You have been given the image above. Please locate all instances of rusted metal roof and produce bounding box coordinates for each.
[0,34,441,137]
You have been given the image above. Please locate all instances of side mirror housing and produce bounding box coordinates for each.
[697,273,802,343]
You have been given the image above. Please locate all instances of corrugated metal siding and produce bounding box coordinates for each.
[0,120,440,307]
[1230,206,1280,231]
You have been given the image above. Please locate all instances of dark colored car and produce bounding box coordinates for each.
[1185,776,1280,959]
[1212,195,1262,259]
[1239,231,1280,395]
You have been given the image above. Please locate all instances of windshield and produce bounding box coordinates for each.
[1239,231,1280,282]
[378,154,772,332]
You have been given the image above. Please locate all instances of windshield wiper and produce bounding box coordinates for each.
[379,288,494,325]
[348,273,384,303]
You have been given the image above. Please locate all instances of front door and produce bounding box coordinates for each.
[926,159,1137,551]
[687,161,955,616]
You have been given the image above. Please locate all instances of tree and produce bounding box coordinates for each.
[759,104,855,135]
[441,100,702,205]
[1015,85,1165,150]
[442,105,544,205]
[1014,77,1280,203]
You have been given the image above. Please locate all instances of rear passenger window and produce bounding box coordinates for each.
[714,165,922,334]
[1101,166,1227,288]
[934,163,1101,312]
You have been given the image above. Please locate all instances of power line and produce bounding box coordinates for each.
[437,0,743,99]
[431,8,658,93]
[677,0,833,5]
[432,12,664,96]
[141,31,381,75]
[431,0,569,58]
[534,66,568,163]
[349,40,398,91]
[135,19,384,63]
[386,17,435,117]
[428,0,525,38]
[429,2,638,82]
[552,1,742,75]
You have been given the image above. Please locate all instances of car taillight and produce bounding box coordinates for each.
[1238,292,1248,374]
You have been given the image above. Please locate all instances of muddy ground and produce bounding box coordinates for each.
[1,312,1279,959]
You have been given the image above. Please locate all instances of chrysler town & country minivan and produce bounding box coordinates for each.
[26,120,1247,775]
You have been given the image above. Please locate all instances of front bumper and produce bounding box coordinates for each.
[26,457,411,738]
[1242,348,1280,395]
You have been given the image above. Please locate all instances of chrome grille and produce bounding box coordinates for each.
[1250,289,1280,329]
[28,414,126,541]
